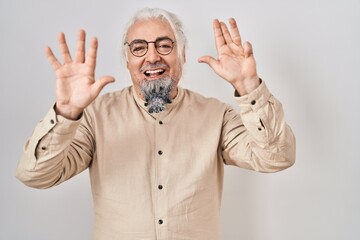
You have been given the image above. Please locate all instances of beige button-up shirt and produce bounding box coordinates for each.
[16,82,295,240]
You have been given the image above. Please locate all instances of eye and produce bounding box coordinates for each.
[156,39,173,53]
[157,40,172,48]
[132,45,147,53]
[158,44,172,49]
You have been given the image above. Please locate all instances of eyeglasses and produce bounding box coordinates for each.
[124,37,176,57]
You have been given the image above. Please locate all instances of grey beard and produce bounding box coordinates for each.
[140,76,174,113]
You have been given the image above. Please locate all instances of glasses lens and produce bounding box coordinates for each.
[156,38,174,55]
[130,40,148,57]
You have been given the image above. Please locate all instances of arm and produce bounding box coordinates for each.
[16,107,95,188]
[221,82,296,172]
[16,30,114,187]
[199,18,295,171]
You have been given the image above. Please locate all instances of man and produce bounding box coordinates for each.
[16,7,295,240]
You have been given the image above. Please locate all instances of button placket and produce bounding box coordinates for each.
[157,150,164,190]
[154,114,169,235]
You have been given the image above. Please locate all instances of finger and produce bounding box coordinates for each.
[45,46,62,71]
[198,56,220,71]
[58,32,72,63]
[92,76,115,96]
[229,18,242,46]
[220,21,233,45]
[75,29,86,63]
[85,37,98,69]
[213,19,226,53]
[243,41,254,58]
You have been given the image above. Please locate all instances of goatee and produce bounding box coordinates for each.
[140,76,174,113]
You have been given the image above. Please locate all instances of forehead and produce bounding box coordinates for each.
[127,18,175,42]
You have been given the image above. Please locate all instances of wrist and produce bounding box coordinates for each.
[54,103,83,120]
[233,76,260,96]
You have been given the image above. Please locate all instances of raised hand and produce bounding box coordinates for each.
[198,18,260,96]
[46,29,115,120]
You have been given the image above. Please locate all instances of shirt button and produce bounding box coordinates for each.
[50,119,55,124]
[41,146,46,150]
[159,120,163,125]
[251,100,256,105]
[258,127,262,131]
[158,185,163,190]
[158,150,163,155]
[158,219,163,224]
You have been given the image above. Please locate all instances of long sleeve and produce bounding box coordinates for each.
[221,81,296,172]
[16,107,94,188]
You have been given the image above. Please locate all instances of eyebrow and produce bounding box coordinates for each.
[155,36,174,42]
[128,36,174,44]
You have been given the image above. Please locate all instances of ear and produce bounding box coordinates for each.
[126,59,130,70]
[182,47,186,64]
[124,49,130,69]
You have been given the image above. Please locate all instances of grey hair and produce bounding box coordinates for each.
[121,8,187,65]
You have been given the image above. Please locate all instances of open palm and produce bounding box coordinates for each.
[46,30,115,119]
[199,18,260,95]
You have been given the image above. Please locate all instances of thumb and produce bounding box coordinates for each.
[92,76,116,96]
[243,41,254,58]
[198,56,219,70]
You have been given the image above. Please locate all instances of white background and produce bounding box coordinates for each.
[1,0,359,239]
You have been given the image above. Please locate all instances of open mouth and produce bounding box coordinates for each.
[144,68,166,78]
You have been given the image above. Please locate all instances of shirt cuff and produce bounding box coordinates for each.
[234,80,271,113]
[38,105,82,135]
[54,113,82,135]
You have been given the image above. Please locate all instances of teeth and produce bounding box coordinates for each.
[144,69,165,75]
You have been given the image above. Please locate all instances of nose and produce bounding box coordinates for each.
[145,43,161,63]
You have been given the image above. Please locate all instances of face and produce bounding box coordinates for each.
[126,18,184,100]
